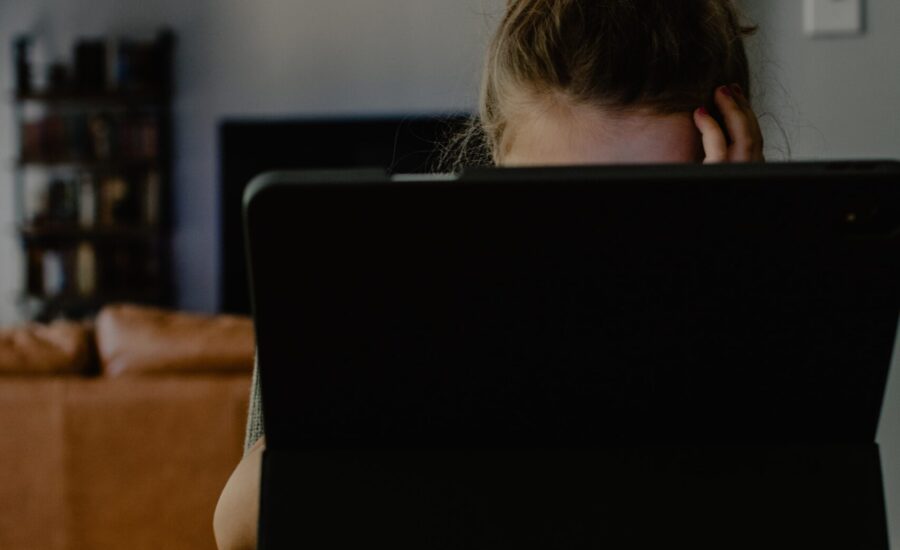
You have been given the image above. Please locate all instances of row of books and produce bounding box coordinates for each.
[21,114,160,162]
[15,33,171,95]
[26,242,161,299]
[76,36,169,93]
[26,172,161,228]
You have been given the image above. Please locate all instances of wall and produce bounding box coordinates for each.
[741,0,900,160]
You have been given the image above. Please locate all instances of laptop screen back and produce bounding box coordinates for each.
[245,162,900,450]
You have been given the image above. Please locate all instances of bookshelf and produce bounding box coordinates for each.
[10,31,174,321]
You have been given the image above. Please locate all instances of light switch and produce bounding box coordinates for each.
[804,0,864,37]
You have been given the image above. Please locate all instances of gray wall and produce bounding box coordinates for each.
[0,0,897,543]
[742,0,900,160]
[884,326,900,547]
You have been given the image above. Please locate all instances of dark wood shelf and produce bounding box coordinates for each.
[26,288,168,322]
[14,89,165,106]
[20,224,160,243]
[17,156,159,170]
[29,287,165,303]
[11,30,174,321]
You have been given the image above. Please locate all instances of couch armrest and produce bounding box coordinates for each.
[0,321,93,375]
[95,304,254,377]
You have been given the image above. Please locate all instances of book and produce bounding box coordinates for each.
[42,250,65,296]
[99,177,127,225]
[74,40,106,92]
[144,172,160,226]
[78,173,96,227]
[76,243,96,296]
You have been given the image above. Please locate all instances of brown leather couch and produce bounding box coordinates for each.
[0,304,255,550]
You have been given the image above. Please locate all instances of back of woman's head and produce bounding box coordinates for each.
[477,0,756,163]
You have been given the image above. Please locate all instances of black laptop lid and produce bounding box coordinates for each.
[245,162,900,450]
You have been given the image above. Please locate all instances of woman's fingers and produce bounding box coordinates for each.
[730,84,763,146]
[712,84,765,162]
[693,84,765,164]
[693,107,728,164]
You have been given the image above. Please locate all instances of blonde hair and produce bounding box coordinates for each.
[443,0,757,168]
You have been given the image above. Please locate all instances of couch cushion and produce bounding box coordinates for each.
[95,304,255,377]
[63,376,250,549]
[0,320,93,375]
[0,379,68,550]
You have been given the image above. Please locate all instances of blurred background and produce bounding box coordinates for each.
[0,0,897,548]
[0,0,898,321]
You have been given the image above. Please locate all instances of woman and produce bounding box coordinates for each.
[214,1,763,547]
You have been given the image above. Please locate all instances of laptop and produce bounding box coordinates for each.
[245,162,900,549]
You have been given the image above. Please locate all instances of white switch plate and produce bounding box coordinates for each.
[804,0,863,37]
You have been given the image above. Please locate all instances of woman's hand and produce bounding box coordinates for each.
[693,84,765,163]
